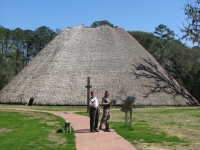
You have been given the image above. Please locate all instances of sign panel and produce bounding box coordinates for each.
[121,96,135,113]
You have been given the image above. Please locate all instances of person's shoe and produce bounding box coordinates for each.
[99,126,103,130]
[90,129,95,133]
[105,127,111,131]
[94,128,99,132]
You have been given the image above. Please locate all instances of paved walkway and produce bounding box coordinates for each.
[0,108,137,150]
[53,111,137,150]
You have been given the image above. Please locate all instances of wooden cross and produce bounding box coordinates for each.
[85,77,92,112]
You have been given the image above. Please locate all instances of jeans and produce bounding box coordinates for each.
[99,109,110,128]
[90,107,99,130]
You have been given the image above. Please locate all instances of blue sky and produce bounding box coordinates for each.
[0,0,197,46]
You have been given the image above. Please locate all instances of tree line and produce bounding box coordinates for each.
[0,25,61,90]
[0,1,200,102]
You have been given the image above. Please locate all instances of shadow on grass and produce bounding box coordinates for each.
[56,129,63,133]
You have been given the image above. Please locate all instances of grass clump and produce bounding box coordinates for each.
[75,111,89,116]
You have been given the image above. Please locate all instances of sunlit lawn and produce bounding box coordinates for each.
[1,105,199,150]
[0,110,76,150]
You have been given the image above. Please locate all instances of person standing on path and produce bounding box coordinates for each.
[99,91,112,130]
[89,91,100,132]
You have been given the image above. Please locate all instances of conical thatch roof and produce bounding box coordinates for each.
[0,25,198,105]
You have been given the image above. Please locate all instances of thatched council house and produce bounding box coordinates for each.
[0,25,198,105]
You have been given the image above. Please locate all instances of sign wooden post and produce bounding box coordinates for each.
[125,112,128,125]
[130,103,133,128]
[85,77,92,112]
[125,105,133,127]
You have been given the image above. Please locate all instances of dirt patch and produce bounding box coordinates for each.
[25,111,52,119]
[136,143,171,150]
[39,121,61,126]
[147,146,170,150]
[0,128,12,134]
[47,131,67,147]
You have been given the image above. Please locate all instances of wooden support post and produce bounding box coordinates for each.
[130,104,133,128]
[125,112,128,125]
[85,77,92,112]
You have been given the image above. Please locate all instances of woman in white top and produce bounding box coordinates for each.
[89,91,101,132]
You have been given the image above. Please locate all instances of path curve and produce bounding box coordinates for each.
[0,108,137,150]
[53,111,137,150]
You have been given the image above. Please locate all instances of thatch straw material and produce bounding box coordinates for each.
[0,25,198,105]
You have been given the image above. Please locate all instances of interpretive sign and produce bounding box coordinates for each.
[121,96,135,113]
[121,96,136,128]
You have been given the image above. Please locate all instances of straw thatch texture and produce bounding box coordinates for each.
[0,25,198,105]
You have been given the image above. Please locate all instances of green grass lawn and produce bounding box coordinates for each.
[0,110,76,150]
[1,105,199,150]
